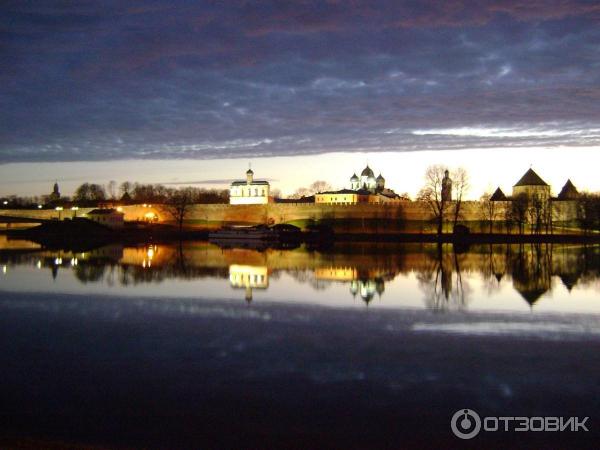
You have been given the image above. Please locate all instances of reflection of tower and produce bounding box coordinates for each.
[229,264,269,303]
[511,245,551,309]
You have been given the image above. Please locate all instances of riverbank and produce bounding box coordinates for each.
[4,223,600,251]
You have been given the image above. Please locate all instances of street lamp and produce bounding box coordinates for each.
[55,206,63,220]
[71,206,79,218]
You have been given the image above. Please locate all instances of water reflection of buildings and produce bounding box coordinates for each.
[229,264,269,303]
[2,242,599,311]
[314,266,389,305]
[511,245,553,308]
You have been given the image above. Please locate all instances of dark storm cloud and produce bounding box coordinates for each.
[1,0,600,162]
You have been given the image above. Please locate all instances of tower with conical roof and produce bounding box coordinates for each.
[557,179,579,200]
[49,181,61,202]
[512,168,550,200]
[441,170,452,202]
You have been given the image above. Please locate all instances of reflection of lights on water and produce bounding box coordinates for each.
[147,247,155,259]
[142,259,146,268]
[80,253,86,259]
[2,265,6,274]
[54,257,63,265]
[70,258,78,266]
[37,260,42,269]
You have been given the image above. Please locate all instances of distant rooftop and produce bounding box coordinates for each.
[490,187,508,201]
[514,168,548,187]
[557,179,579,200]
[231,180,269,186]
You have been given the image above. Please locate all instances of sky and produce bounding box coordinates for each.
[1,1,600,197]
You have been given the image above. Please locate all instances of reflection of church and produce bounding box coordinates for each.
[314,265,392,305]
[350,278,385,305]
[229,264,269,302]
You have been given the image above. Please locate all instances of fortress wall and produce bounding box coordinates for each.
[3,198,580,233]
[0,208,96,221]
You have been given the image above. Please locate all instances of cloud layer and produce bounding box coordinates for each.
[1,0,600,162]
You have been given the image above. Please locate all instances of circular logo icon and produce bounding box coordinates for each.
[451,409,482,440]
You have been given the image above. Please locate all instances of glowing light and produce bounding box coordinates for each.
[2,201,7,205]
[38,205,43,209]
[2,265,6,274]
[116,206,123,212]
[71,206,79,211]
[55,206,63,211]
[36,260,42,269]
[70,258,78,266]
[54,257,62,265]
[142,259,147,268]
[147,247,155,259]
[144,212,156,219]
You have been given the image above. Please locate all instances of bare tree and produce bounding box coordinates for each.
[577,193,600,235]
[528,196,547,234]
[163,188,195,232]
[309,180,332,194]
[107,180,117,200]
[74,183,106,204]
[451,167,469,230]
[289,187,312,199]
[479,192,498,234]
[417,165,450,235]
[120,181,132,202]
[512,193,529,235]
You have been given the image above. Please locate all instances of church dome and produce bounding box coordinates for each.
[350,173,359,181]
[246,168,254,175]
[360,165,374,177]
[376,174,385,181]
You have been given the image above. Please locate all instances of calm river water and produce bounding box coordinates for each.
[1,238,599,448]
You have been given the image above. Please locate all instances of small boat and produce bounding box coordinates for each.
[209,225,276,241]
[208,224,302,244]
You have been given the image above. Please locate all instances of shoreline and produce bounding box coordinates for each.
[3,227,600,247]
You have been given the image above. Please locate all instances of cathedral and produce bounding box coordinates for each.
[349,165,385,193]
[315,165,403,205]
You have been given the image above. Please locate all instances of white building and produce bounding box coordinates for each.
[86,208,125,228]
[229,168,270,205]
[316,165,403,205]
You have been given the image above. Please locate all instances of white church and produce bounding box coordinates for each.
[229,167,270,205]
